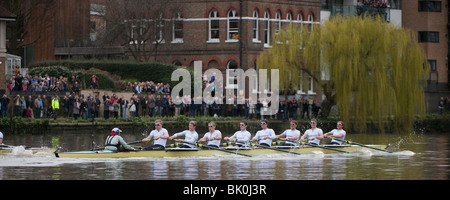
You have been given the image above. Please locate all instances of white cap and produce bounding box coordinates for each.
[111,128,122,133]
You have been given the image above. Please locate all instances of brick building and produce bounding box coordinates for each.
[402,0,449,91]
[138,0,321,71]
[401,0,449,112]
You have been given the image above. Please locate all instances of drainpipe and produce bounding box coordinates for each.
[239,0,243,69]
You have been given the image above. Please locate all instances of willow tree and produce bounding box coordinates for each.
[258,15,429,132]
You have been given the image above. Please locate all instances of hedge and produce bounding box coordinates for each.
[29,66,116,90]
[29,60,191,87]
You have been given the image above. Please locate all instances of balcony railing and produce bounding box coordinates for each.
[330,5,390,22]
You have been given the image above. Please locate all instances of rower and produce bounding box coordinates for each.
[323,121,346,145]
[104,128,135,152]
[142,119,169,150]
[276,120,301,146]
[300,118,324,146]
[251,119,276,147]
[169,121,199,148]
[0,131,3,144]
[198,122,222,148]
[224,121,251,148]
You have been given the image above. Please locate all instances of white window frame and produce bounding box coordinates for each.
[252,10,260,43]
[172,12,183,43]
[208,10,220,43]
[308,14,314,32]
[226,60,238,89]
[154,13,165,44]
[264,11,271,48]
[275,11,281,35]
[226,9,239,42]
[308,76,315,95]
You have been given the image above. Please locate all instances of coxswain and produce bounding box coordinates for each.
[104,128,135,152]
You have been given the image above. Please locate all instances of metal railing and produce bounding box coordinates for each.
[330,5,390,21]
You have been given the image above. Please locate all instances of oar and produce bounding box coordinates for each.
[331,138,393,153]
[253,143,303,155]
[0,144,13,148]
[176,140,252,157]
[302,142,350,153]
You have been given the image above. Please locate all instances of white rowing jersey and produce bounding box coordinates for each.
[281,129,301,145]
[203,130,222,147]
[304,128,323,145]
[229,130,251,146]
[253,128,276,146]
[329,129,346,145]
[149,128,168,146]
[173,130,199,148]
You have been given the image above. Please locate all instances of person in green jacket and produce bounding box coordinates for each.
[51,94,60,120]
[104,128,135,152]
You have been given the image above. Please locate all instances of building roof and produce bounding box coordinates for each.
[0,5,16,21]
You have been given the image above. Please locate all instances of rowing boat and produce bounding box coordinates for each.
[0,146,56,154]
[54,144,389,158]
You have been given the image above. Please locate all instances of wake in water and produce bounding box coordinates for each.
[10,146,33,156]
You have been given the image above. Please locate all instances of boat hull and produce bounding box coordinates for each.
[54,145,389,158]
[0,147,56,154]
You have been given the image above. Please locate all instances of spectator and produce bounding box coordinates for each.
[104,97,111,120]
[89,75,99,89]
[34,95,42,119]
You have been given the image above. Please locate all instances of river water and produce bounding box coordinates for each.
[0,127,449,180]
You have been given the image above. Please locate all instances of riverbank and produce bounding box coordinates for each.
[1,114,449,135]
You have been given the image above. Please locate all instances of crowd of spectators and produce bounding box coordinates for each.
[6,71,83,96]
[2,72,325,120]
[126,81,171,95]
[357,0,390,8]
[356,0,390,20]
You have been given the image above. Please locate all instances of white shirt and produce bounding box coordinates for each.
[281,129,301,145]
[148,128,168,146]
[230,130,251,146]
[304,128,323,145]
[253,128,276,146]
[329,129,346,145]
[173,130,199,148]
[203,130,222,147]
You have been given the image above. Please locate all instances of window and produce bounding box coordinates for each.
[129,20,147,45]
[308,76,315,94]
[253,10,259,42]
[308,14,314,32]
[155,13,165,43]
[226,60,238,89]
[286,12,293,23]
[209,10,220,42]
[275,11,281,35]
[428,60,437,71]
[172,12,183,43]
[298,12,303,35]
[227,9,239,41]
[418,31,439,43]
[418,1,441,12]
[264,11,270,47]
